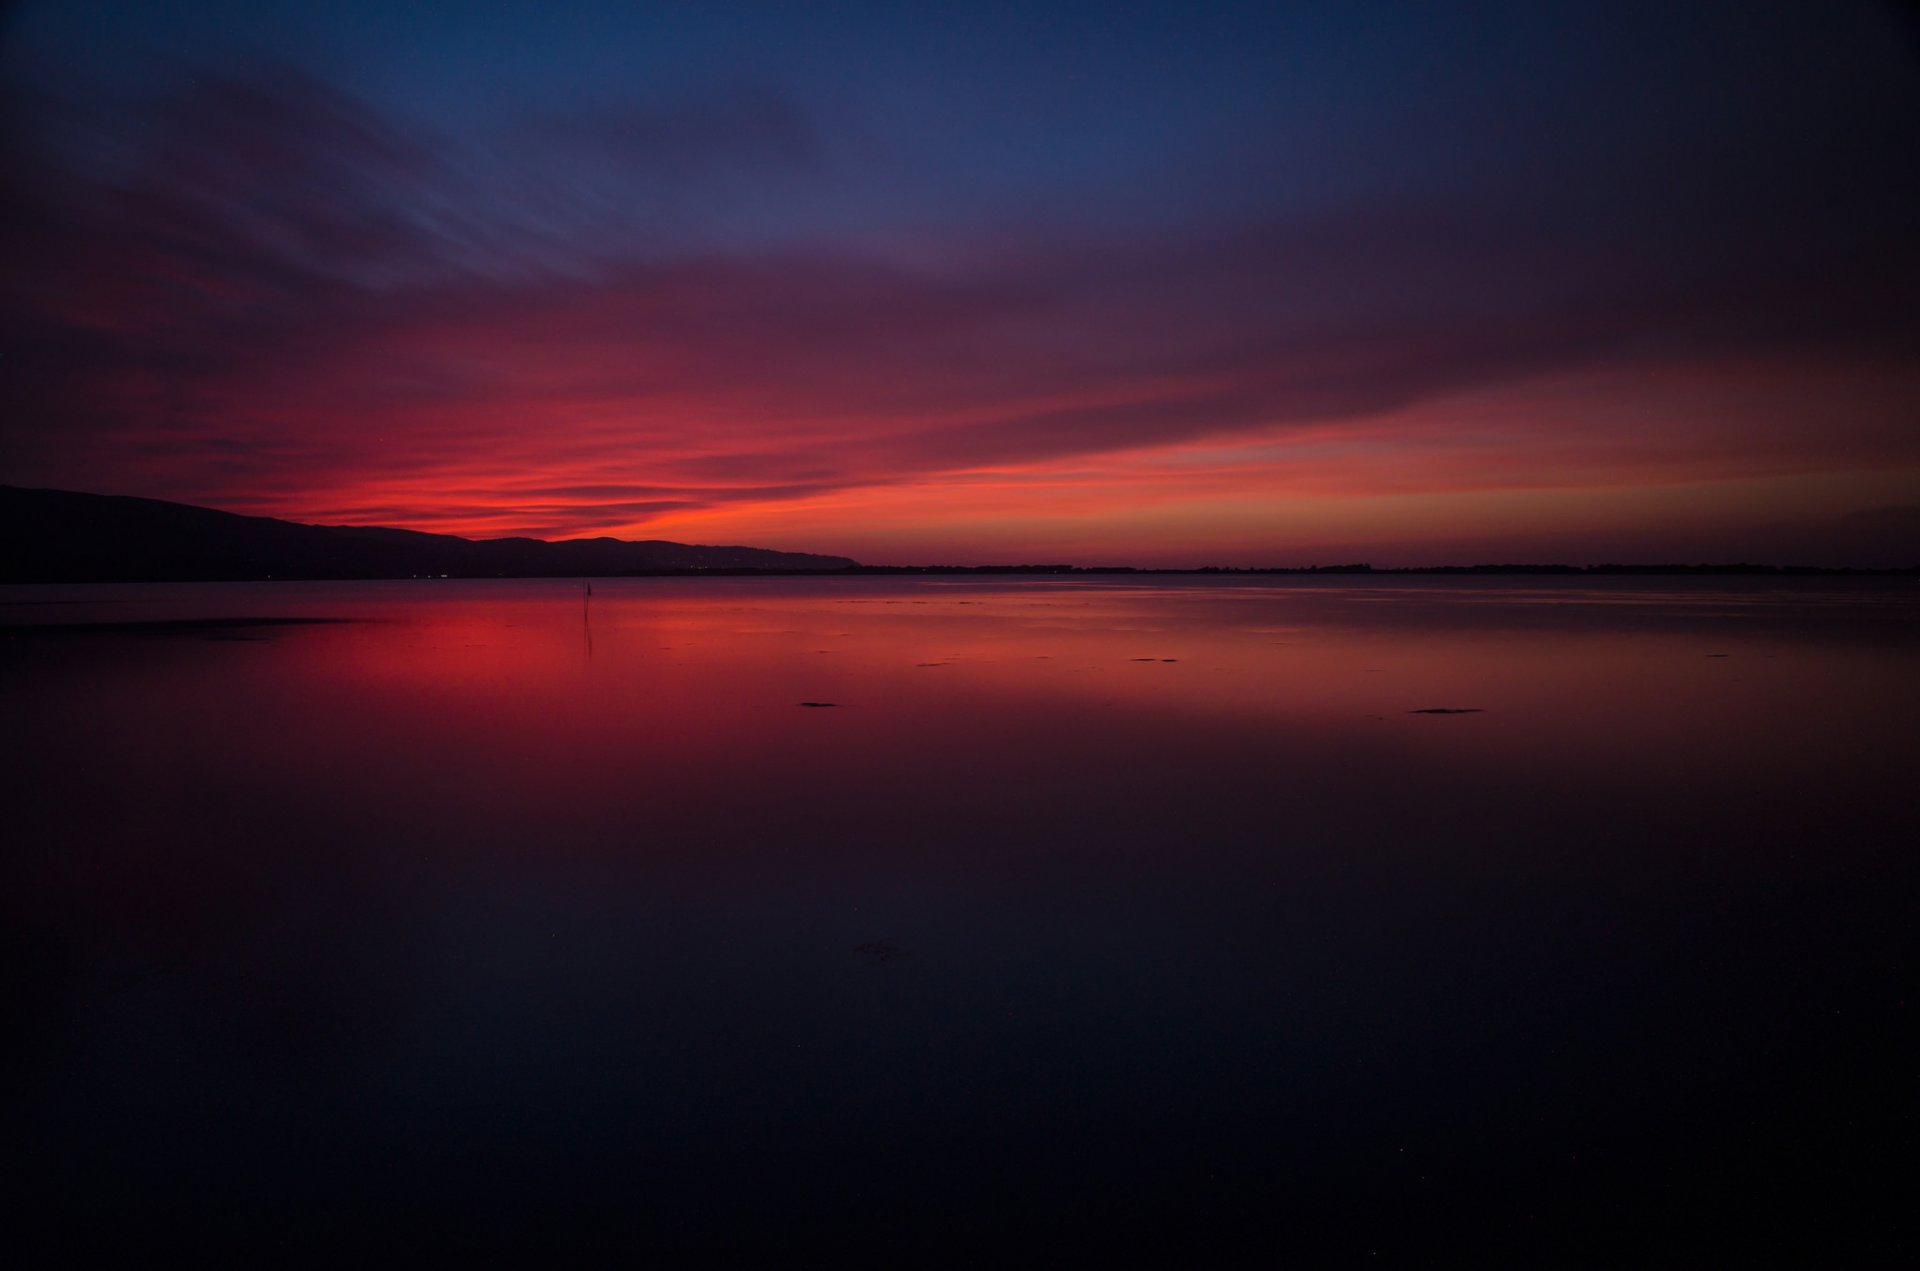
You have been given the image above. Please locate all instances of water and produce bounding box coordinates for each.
[4,576,1914,1263]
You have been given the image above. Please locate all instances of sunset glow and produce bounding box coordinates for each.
[3,1,1916,563]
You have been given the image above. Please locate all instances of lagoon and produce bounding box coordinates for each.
[4,575,1914,1262]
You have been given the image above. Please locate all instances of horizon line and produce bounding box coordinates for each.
[4,483,1914,577]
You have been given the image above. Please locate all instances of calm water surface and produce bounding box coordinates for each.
[4,576,1915,1263]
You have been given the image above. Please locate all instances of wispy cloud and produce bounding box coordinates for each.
[2,39,1915,559]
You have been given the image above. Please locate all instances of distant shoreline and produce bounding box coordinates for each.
[4,564,1914,583]
[5,486,1913,582]
[817,563,1920,577]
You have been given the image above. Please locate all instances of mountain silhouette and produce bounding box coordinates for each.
[0,486,858,582]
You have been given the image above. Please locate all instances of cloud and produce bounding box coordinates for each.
[1,54,1916,551]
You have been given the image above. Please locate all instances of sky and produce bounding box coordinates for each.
[2,0,1916,565]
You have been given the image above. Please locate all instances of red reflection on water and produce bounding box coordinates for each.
[7,577,1914,875]
[4,575,1916,1265]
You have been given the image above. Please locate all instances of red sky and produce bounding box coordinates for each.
[3,2,1917,565]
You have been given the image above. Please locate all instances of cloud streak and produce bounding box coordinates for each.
[2,12,1917,561]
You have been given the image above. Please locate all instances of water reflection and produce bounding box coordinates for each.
[3,577,1914,1262]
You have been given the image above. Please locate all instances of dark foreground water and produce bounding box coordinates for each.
[4,576,1914,1265]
